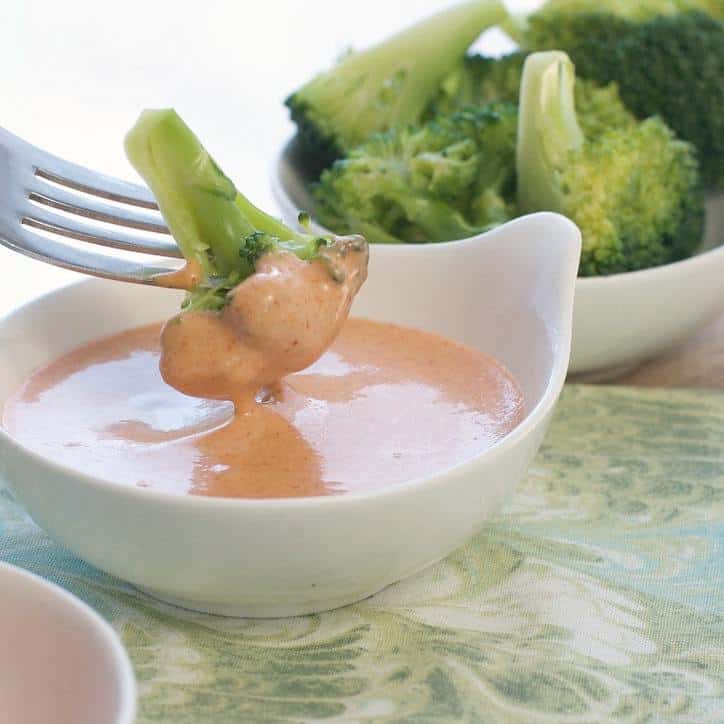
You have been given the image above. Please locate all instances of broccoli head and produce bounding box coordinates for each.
[285,0,508,166]
[518,2,724,187]
[125,110,339,310]
[514,0,723,25]
[430,52,527,113]
[428,50,636,139]
[517,51,705,276]
[313,103,518,243]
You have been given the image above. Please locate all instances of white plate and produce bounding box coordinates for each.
[0,213,579,617]
[0,562,136,724]
[272,137,724,379]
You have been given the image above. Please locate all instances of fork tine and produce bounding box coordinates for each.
[28,181,168,233]
[1,125,158,209]
[0,224,183,285]
[34,166,158,209]
[0,126,186,285]
[22,206,182,258]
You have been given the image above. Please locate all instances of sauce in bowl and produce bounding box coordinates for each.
[3,319,524,498]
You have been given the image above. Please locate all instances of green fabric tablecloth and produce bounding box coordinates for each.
[1,385,723,722]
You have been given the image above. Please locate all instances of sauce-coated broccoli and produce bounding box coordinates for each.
[285,0,508,166]
[517,52,705,276]
[125,110,339,310]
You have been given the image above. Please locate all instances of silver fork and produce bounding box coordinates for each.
[0,126,184,284]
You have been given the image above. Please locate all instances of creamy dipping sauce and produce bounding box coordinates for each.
[160,242,367,405]
[3,320,524,498]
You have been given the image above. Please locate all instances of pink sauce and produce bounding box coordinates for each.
[3,320,524,498]
[160,240,368,406]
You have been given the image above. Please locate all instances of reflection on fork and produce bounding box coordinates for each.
[0,126,184,285]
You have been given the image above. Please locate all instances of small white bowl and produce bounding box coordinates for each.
[272,138,724,379]
[0,562,136,724]
[0,212,579,617]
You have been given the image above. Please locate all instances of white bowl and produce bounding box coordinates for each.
[0,562,136,724]
[272,138,724,379]
[0,213,580,617]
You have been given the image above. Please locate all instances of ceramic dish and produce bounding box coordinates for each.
[272,138,724,379]
[0,561,136,724]
[0,212,580,617]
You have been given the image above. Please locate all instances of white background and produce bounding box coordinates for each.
[0,0,536,314]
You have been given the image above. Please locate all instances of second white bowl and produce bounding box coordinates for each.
[0,562,135,724]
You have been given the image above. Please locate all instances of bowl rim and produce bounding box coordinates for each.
[0,259,571,510]
[0,560,137,724]
[272,134,724,286]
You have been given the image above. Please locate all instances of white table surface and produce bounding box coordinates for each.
[0,0,536,315]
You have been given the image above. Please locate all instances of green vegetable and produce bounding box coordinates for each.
[517,2,724,187]
[517,51,705,276]
[429,52,527,112]
[285,0,509,166]
[313,103,518,243]
[428,51,636,138]
[515,0,723,25]
[125,109,334,310]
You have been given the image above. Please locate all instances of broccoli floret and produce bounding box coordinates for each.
[516,0,723,24]
[430,52,526,113]
[572,78,636,138]
[517,51,705,276]
[125,109,335,310]
[518,3,724,187]
[313,104,518,243]
[285,0,508,166]
[428,51,635,138]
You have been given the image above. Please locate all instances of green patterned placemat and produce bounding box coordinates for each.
[1,385,723,723]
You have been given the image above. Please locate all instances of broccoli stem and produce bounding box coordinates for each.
[287,0,509,158]
[516,52,584,215]
[346,0,509,93]
[125,109,322,287]
[125,110,257,278]
[360,0,509,129]
[233,192,321,260]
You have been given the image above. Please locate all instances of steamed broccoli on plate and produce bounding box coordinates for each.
[515,0,724,187]
[517,52,704,276]
[125,110,342,311]
[285,0,509,164]
[313,103,518,244]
